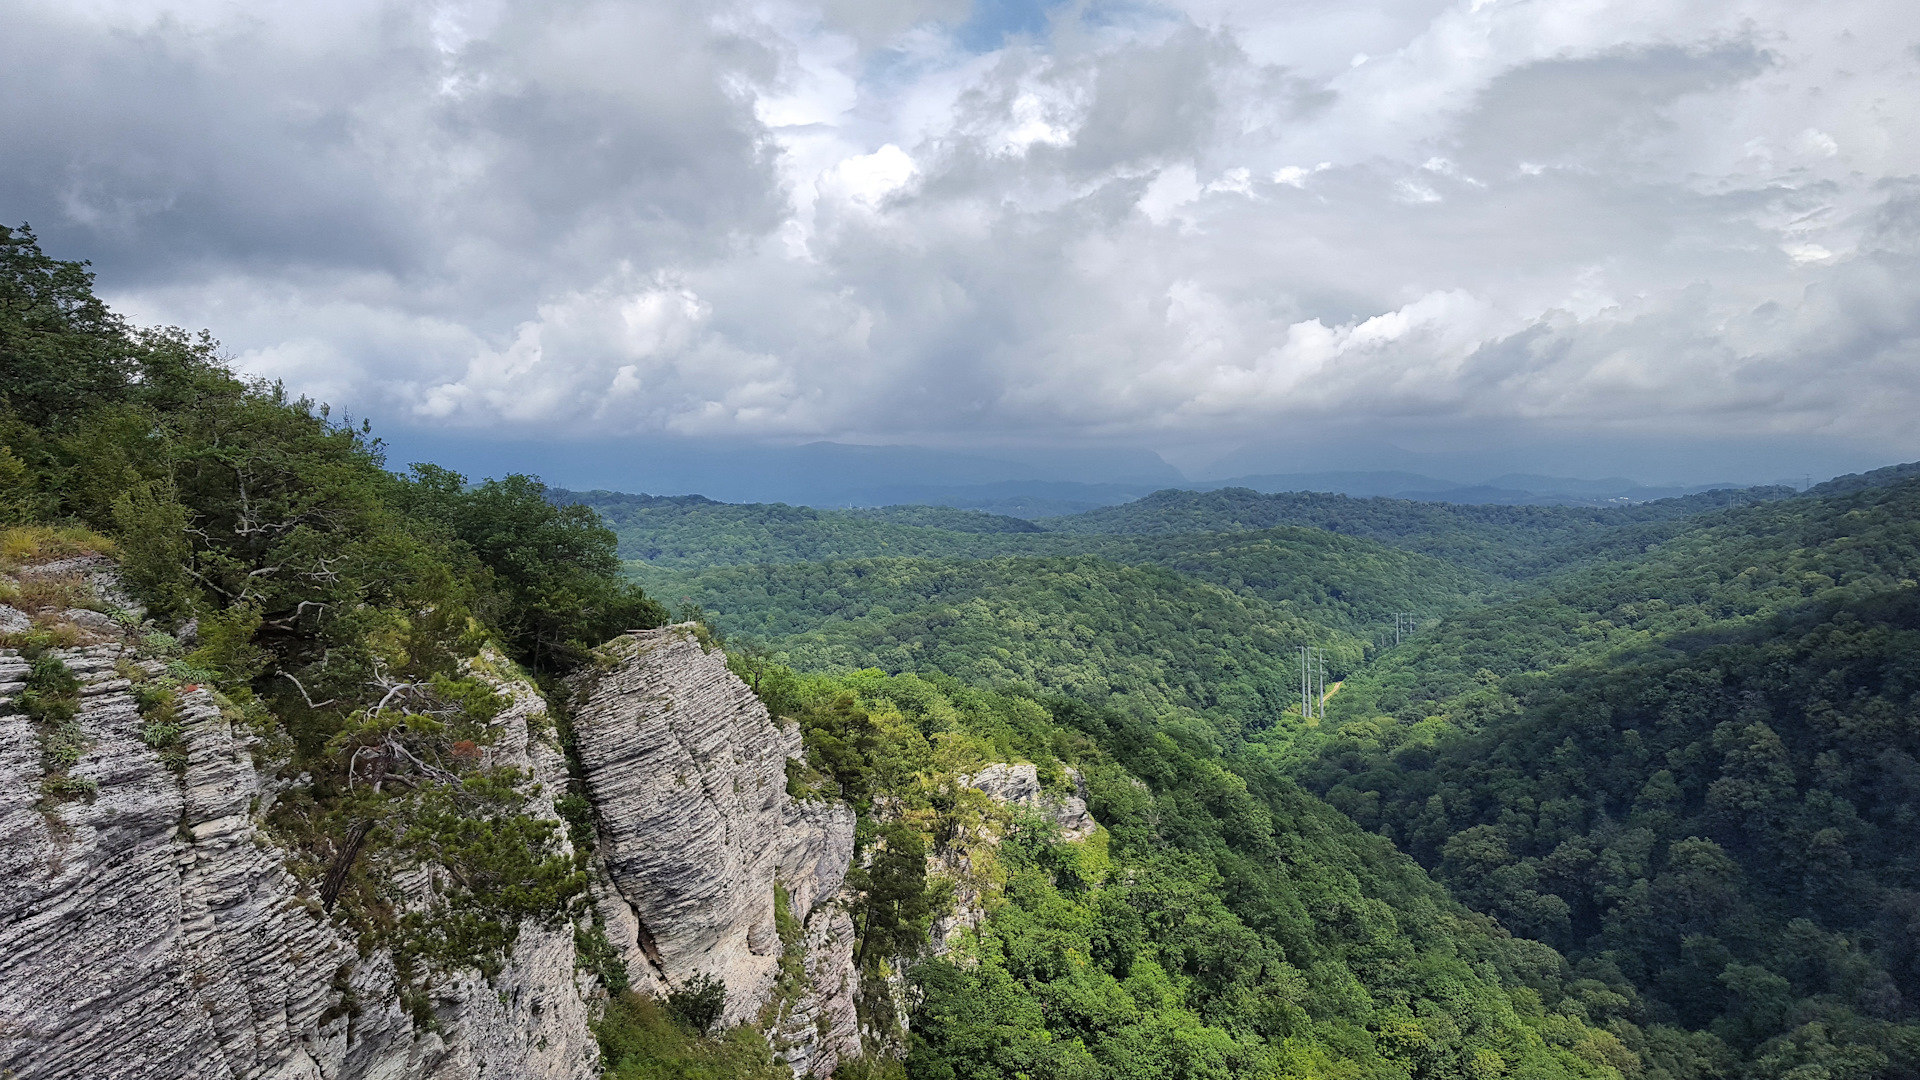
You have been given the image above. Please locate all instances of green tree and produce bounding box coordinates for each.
[398,466,666,668]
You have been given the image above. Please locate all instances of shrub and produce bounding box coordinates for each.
[665,973,728,1035]
[595,991,786,1080]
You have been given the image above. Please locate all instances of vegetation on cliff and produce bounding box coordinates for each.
[0,223,665,999]
[733,662,1636,1080]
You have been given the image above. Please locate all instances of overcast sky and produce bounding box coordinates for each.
[6,0,1918,482]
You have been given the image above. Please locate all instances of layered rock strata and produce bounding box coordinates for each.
[0,604,872,1079]
[569,627,860,1073]
[0,632,599,1080]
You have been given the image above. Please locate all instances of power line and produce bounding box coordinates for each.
[1299,645,1328,722]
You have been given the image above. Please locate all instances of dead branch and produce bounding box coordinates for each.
[320,819,373,911]
[280,670,336,710]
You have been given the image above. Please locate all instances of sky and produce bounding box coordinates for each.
[5,0,1919,490]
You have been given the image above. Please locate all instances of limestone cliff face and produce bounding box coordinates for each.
[0,643,343,1078]
[0,616,599,1079]
[569,627,860,1076]
[0,599,868,1079]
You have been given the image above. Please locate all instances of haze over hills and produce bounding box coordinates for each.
[525,450,1786,518]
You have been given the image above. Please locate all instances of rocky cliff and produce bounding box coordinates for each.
[569,627,861,1076]
[0,596,870,1079]
[0,588,602,1079]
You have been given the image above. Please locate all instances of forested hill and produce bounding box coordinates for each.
[562,483,1792,582]
[1037,486,1797,579]
[556,489,1058,565]
[1289,475,1920,1077]
[652,554,1365,728]
[619,520,1498,729]
[1320,477,1920,724]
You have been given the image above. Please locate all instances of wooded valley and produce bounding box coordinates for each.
[584,442,1920,1080]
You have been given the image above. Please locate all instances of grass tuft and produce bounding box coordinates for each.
[0,525,114,571]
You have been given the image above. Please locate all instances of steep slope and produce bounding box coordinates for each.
[744,664,1638,1080]
[0,606,600,1079]
[1288,478,1920,1076]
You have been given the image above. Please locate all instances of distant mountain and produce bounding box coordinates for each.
[1203,470,1731,506]
[1204,470,1464,498]
[832,479,1167,516]
[381,433,1182,506]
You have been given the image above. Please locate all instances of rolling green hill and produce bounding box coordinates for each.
[1280,477,1920,1075]
[1037,486,1795,580]
[1318,480,1920,725]
[634,523,1496,632]
[631,524,1499,728]
[649,554,1353,728]
[558,490,1028,565]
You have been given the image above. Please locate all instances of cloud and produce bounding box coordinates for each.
[4,0,1919,473]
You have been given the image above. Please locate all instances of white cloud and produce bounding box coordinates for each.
[1138,164,1204,224]
[820,144,920,207]
[1272,163,1331,188]
[4,0,1919,465]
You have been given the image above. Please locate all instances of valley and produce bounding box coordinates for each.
[586,461,1920,1080]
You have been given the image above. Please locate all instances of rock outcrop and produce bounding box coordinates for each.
[0,605,871,1079]
[570,627,861,1075]
[0,633,599,1080]
[964,762,1097,840]
[928,762,1101,955]
[0,643,342,1078]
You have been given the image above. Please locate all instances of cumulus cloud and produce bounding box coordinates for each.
[4,0,1919,470]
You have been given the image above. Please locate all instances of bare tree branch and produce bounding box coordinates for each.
[280,670,335,709]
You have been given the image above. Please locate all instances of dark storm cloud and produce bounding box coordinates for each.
[1,0,782,309]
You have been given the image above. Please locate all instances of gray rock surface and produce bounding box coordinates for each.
[0,644,349,1078]
[927,762,1101,955]
[570,626,861,1069]
[963,762,1097,840]
[0,601,874,1078]
[57,607,121,634]
[773,905,861,1078]
[0,637,599,1080]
